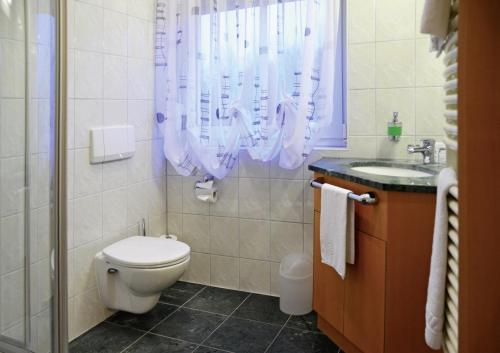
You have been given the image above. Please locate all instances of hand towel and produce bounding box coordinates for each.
[320,183,355,279]
[425,168,458,350]
[420,0,452,53]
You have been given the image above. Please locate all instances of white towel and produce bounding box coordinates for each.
[420,0,452,53]
[320,183,355,279]
[425,168,458,350]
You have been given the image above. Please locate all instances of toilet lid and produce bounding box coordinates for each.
[103,236,190,268]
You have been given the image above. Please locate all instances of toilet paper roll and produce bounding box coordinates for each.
[194,187,218,203]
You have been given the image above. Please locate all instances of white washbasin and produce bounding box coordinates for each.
[351,166,433,178]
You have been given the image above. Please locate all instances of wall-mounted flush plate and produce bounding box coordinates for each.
[90,125,135,164]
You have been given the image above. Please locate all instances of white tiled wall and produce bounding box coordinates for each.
[170,0,446,294]
[66,0,161,341]
[167,153,315,297]
[347,0,445,158]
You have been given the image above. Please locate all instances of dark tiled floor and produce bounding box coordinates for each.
[204,317,280,353]
[69,322,143,353]
[152,308,225,343]
[286,311,320,333]
[160,281,207,305]
[267,328,340,353]
[125,333,197,353]
[107,303,178,331]
[70,282,341,353]
[184,287,248,315]
[233,294,289,326]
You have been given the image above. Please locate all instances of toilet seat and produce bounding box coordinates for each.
[102,236,190,269]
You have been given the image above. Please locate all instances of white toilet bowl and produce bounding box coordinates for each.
[95,236,190,314]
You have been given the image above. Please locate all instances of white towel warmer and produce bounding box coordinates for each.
[444,185,459,353]
[442,1,459,352]
[443,0,459,163]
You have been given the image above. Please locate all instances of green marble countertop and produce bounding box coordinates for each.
[308,158,444,193]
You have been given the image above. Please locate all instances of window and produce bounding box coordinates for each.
[197,0,347,149]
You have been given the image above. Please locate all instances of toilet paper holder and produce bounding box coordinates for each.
[194,174,218,203]
[195,174,215,189]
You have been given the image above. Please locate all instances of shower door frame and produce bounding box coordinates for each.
[0,0,68,352]
[53,0,69,351]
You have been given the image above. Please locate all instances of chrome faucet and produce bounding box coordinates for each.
[407,139,436,164]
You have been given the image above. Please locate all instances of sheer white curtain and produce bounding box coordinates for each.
[155,0,341,178]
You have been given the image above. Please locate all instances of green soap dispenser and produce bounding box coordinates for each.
[387,112,402,142]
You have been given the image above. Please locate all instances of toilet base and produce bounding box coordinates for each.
[95,252,189,314]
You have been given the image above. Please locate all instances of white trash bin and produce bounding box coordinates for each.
[279,253,313,315]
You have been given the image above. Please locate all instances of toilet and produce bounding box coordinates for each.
[95,236,190,314]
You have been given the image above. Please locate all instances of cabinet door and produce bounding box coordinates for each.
[313,211,345,333]
[344,231,386,353]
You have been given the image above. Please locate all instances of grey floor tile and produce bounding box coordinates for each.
[69,322,143,353]
[232,294,289,325]
[193,346,233,353]
[124,333,197,353]
[152,308,225,344]
[71,285,333,353]
[267,328,339,353]
[185,287,249,315]
[204,317,281,353]
[106,303,178,331]
[160,281,206,306]
[286,311,320,332]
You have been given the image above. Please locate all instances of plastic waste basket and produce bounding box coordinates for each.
[279,253,313,315]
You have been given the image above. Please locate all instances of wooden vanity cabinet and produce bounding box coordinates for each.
[313,173,439,353]
[313,211,345,332]
[344,230,386,353]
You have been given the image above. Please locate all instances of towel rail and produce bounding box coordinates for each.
[309,179,377,205]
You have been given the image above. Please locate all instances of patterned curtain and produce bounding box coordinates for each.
[155,0,341,178]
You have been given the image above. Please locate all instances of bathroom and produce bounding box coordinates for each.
[0,0,498,352]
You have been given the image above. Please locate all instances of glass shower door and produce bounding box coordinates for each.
[0,0,61,352]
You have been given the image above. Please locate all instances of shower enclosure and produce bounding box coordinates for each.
[0,0,67,352]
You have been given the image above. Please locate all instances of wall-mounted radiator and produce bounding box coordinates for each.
[443,1,459,165]
[444,185,459,353]
[442,1,459,352]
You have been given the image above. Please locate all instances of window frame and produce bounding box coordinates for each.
[315,0,347,149]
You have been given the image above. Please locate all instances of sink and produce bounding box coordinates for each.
[350,166,433,178]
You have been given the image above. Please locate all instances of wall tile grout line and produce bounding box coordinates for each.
[172,210,315,224]
[117,284,208,353]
